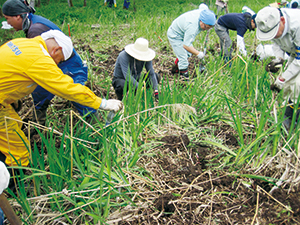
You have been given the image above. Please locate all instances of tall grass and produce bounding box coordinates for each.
[1,0,297,223]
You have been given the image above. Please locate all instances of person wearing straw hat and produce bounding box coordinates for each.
[2,0,100,132]
[256,6,300,130]
[0,30,123,169]
[167,3,216,80]
[214,10,256,64]
[112,38,160,101]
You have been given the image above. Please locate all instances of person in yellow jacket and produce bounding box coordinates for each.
[0,30,123,167]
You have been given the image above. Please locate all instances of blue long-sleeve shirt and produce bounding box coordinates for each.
[217,13,251,37]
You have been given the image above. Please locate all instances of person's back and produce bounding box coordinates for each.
[169,9,201,36]
[26,14,60,38]
[217,13,249,36]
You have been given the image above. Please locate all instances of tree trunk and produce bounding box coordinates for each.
[68,0,73,7]
[37,0,40,7]
[83,0,87,6]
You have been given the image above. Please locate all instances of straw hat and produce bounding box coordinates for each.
[125,38,155,61]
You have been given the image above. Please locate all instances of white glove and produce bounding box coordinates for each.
[0,161,10,195]
[237,35,247,56]
[99,99,123,112]
[271,76,285,92]
[197,52,205,59]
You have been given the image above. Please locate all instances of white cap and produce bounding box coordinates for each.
[41,30,73,60]
[256,7,281,41]
[125,38,155,61]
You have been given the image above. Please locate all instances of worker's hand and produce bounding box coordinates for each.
[270,76,285,92]
[99,99,123,112]
[0,161,10,195]
[197,52,205,59]
[265,58,284,73]
[11,100,22,112]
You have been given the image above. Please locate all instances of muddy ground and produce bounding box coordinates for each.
[15,39,300,224]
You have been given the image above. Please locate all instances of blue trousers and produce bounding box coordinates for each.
[167,27,192,70]
[32,51,96,116]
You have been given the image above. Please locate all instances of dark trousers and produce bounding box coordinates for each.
[112,74,158,101]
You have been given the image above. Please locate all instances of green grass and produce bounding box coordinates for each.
[1,0,297,223]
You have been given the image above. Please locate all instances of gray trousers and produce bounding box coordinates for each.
[214,22,232,58]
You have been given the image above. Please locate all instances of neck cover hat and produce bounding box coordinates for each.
[41,30,73,61]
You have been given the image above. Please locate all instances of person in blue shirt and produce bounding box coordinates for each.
[167,4,216,80]
[112,38,160,101]
[2,0,99,129]
[214,12,256,63]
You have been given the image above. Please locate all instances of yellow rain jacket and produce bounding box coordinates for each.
[0,36,103,166]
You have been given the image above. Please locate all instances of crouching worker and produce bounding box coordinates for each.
[2,0,99,128]
[214,11,256,63]
[167,3,216,80]
[112,38,160,101]
[0,30,123,168]
[256,6,300,131]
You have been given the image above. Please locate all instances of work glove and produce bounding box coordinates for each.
[0,161,10,195]
[197,52,205,59]
[270,76,285,92]
[99,99,123,112]
[265,58,284,73]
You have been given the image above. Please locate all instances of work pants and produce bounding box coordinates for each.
[214,22,233,58]
[0,105,29,167]
[167,27,192,70]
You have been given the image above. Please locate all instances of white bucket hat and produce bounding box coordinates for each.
[41,30,73,60]
[125,38,155,61]
[256,7,281,41]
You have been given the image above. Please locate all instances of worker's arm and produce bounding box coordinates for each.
[28,56,121,111]
[183,24,204,59]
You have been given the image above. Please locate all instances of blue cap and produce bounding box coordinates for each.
[199,9,216,26]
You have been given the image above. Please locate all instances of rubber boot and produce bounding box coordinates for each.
[283,99,297,131]
[179,68,189,81]
[283,105,293,131]
[171,58,179,74]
